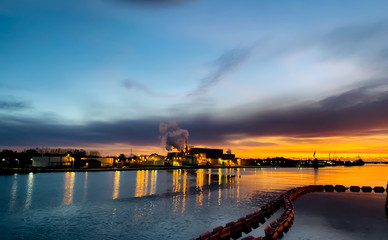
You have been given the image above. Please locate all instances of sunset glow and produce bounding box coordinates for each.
[1,1,388,161]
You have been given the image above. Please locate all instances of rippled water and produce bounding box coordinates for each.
[0,165,387,239]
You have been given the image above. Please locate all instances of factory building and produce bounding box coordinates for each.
[32,155,74,168]
[167,146,236,166]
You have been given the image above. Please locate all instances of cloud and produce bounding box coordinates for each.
[122,79,179,98]
[122,45,256,99]
[4,19,388,149]
[121,0,192,2]
[310,19,388,73]
[122,79,152,94]
[317,79,387,111]
[322,20,388,59]
[0,116,161,147]
[107,0,194,7]
[2,80,388,148]
[229,140,278,147]
[0,101,29,111]
[187,45,255,96]
[180,79,388,143]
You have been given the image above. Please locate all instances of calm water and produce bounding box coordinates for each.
[0,165,387,240]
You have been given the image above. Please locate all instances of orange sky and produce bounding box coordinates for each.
[88,134,388,161]
[223,135,388,161]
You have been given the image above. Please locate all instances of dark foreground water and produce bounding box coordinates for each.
[0,165,387,240]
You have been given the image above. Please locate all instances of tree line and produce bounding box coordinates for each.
[0,148,101,169]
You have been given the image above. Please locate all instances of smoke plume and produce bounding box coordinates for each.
[159,122,189,151]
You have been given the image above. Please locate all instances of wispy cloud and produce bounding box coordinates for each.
[186,45,255,97]
[0,101,28,111]
[122,44,256,99]
[107,0,194,7]
[321,20,388,60]
[122,79,179,98]
[229,140,278,147]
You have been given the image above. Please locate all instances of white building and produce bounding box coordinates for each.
[144,153,165,166]
[32,155,73,168]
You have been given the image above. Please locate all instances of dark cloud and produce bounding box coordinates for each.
[317,80,386,111]
[0,117,161,147]
[0,101,28,111]
[188,81,388,142]
[1,80,388,148]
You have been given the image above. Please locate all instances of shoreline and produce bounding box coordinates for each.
[1,163,386,175]
[0,165,268,175]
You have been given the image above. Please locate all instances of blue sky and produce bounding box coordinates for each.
[1,0,388,157]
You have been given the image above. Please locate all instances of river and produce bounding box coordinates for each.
[0,165,387,239]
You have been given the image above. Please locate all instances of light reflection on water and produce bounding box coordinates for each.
[0,165,387,240]
[135,170,158,197]
[24,172,34,209]
[8,174,18,211]
[196,169,204,207]
[62,172,75,205]
[135,170,146,197]
[150,170,157,195]
[112,171,120,200]
[83,172,88,201]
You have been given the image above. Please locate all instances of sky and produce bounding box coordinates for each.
[1,0,388,160]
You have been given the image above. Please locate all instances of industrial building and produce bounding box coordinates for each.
[167,146,236,166]
[80,157,114,167]
[32,155,74,168]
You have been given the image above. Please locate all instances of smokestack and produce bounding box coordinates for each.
[159,122,189,151]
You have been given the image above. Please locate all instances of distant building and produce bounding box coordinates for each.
[80,157,114,167]
[144,153,165,166]
[32,155,74,168]
[167,146,235,166]
[182,155,198,165]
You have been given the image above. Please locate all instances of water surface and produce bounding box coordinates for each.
[0,165,387,239]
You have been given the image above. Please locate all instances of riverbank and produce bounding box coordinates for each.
[1,162,387,175]
[0,165,276,175]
